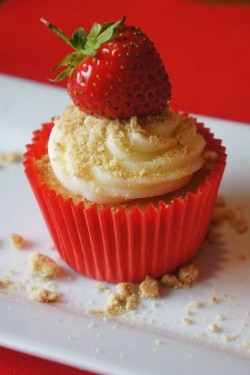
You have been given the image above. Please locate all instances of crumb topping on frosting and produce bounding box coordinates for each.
[48,105,206,204]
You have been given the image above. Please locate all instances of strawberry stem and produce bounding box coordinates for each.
[40,17,74,48]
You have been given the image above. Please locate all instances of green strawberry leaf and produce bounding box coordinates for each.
[96,24,116,45]
[85,35,99,51]
[86,23,103,50]
[89,22,102,37]
[50,67,72,82]
[52,53,74,71]
[100,21,114,33]
[97,17,125,46]
[85,17,125,52]
[81,49,97,56]
[52,51,83,71]
[70,27,87,49]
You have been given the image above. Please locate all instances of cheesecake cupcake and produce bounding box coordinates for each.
[24,17,226,282]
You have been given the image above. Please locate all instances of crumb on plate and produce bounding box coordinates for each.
[95,283,110,293]
[139,276,160,299]
[208,323,219,332]
[0,276,11,288]
[105,292,125,316]
[0,151,22,164]
[28,252,61,279]
[9,233,24,248]
[6,151,23,163]
[210,197,248,234]
[188,300,200,308]
[183,318,193,325]
[242,342,250,350]
[222,334,236,343]
[29,286,59,303]
[161,264,199,289]
[209,296,218,304]
[116,282,137,311]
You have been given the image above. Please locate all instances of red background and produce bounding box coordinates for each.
[0,0,250,374]
[1,0,250,123]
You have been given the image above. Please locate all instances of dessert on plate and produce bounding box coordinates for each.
[24,17,226,282]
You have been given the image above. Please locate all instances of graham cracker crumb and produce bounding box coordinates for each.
[28,252,61,279]
[183,318,193,325]
[0,281,5,288]
[208,323,219,332]
[0,152,5,163]
[88,293,126,317]
[29,286,59,303]
[204,151,219,170]
[116,282,137,298]
[209,197,248,235]
[161,264,199,289]
[178,265,199,286]
[189,300,200,308]
[88,277,160,317]
[242,342,250,350]
[139,276,160,299]
[95,283,110,294]
[116,282,137,311]
[6,151,22,163]
[87,308,105,317]
[209,296,218,304]
[204,150,219,161]
[89,282,138,317]
[9,233,24,248]
[125,294,137,311]
[222,334,236,342]
[105,292,125,316]
[0,276,11,288]
[0,151,22,164]
[160,274,179,288]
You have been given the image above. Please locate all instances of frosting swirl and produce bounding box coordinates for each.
[48,105,206,204]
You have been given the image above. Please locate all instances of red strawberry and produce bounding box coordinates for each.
[41,17,171,119]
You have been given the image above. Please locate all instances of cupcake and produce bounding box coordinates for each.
[24,17,226,282]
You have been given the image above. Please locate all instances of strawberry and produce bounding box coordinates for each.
[41,17,171,119]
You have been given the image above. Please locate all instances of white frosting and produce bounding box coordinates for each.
[48,106,206,204]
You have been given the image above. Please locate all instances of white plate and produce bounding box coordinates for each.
[0,74,250,375]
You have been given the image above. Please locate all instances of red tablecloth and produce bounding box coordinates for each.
[1,0,250,374]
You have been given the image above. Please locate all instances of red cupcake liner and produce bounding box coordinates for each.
[24,119,226,283]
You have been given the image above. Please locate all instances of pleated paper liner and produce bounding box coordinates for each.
[24,119,226,283]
